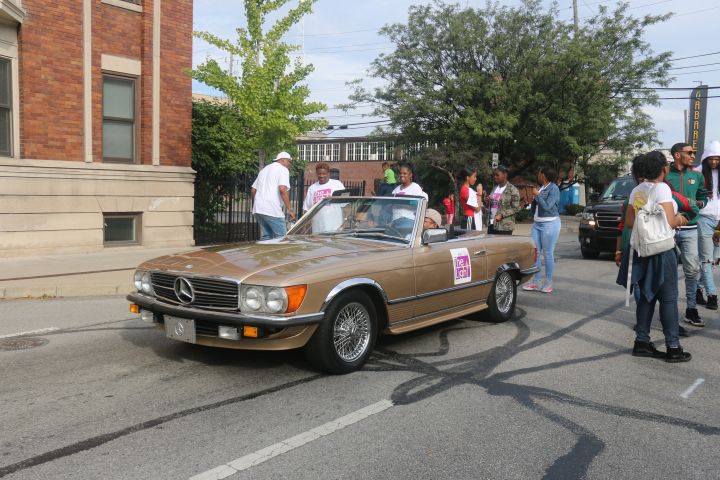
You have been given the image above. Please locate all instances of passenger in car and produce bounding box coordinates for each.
[423,209,443,229]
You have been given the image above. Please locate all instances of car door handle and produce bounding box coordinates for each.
[474,250,487,256]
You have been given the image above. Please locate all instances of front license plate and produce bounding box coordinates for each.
[165,316,196,344]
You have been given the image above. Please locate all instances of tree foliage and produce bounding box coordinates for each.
[191,0,327,172]
[347,0,671,185]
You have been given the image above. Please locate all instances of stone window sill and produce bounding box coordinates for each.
[101,0,142,14]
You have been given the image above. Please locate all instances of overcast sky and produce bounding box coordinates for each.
[192,0,720,149]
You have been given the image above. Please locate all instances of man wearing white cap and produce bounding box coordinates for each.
[251,151,296,240]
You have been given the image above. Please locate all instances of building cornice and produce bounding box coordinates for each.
[0,0,26,24]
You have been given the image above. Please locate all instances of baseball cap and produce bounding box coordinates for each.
[274,151,292,162]
[425,208,442,227]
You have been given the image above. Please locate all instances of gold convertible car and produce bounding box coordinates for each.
[128,196,538,374]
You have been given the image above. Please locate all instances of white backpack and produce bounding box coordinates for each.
[629,183,676,258]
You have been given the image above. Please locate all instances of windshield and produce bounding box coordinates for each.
[288,197,423,244]
[600,177,636,201]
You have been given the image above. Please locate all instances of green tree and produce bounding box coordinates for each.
[192,0,327,172]
[346,0,671,189]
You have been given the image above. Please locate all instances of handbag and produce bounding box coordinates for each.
[630,183,676,258]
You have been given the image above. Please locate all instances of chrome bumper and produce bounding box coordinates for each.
[127,292,324,327]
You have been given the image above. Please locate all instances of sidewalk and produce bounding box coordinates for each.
[0,215,581,300]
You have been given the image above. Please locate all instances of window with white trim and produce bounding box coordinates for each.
[0,58,11,157]
[298,143,340,162]
[104,213,141,245]
[103,76,136,163]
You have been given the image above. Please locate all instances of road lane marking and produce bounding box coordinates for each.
[0,327,59,339]
[189,399,395,480]
[680,378,705,399]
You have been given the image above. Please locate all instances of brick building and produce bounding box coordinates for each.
[0,0,194,257]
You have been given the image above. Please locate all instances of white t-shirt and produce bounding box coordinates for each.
[533,184,559,222]
[700,169,720,220]
[489,184,507,225]
[303,179,345,233]
[251,162,291,218]
[392,182,428,200]
[303,179,345,211]
[629,181,677,214]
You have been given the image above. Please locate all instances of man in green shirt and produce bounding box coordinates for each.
[666,143,708,328]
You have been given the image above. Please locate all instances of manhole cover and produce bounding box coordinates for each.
[0,337,49,351]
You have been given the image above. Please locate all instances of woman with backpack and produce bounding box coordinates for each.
[623,151,691,362]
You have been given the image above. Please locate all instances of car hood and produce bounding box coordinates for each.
[586,200,624,213]
[138,236,403,284]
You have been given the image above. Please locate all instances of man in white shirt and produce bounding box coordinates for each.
[251,151,296,240]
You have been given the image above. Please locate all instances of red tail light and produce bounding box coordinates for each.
[533,247,538,263]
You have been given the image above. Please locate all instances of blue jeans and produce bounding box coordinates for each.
[675,228,700,308]
[255,213,286,241]
[531,218,561,287]
[697,215,718,296]
[634,249,680,348]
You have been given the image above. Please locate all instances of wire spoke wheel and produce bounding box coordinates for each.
[494,272,515,314]
[332,302,371,362]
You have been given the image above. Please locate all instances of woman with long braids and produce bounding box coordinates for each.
[696,140,720,312]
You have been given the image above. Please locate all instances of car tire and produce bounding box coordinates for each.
[487,271,517,323]
[304,290,377,374]
[581,247,600,259]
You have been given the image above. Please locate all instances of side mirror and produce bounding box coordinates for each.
[422,228,448,244]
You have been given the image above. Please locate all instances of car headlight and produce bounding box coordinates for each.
[141,272,154,295]
[581,211,595,221]
[238,285,306,314]
[241,286,263,311]
[134,271,143,291]
[265,287,288,314]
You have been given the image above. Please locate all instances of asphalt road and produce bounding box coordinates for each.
[1,233,719,480]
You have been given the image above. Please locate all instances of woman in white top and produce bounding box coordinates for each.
[696,140,720,310]
[302,162,345,233]
[623,151,690,363]
[391,163,428,200]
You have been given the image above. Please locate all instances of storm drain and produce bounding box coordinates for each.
[0,337,49,351]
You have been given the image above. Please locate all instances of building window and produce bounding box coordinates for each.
[104,214,141,245]
[298,143,340,162]
[0,58,11,157]
[103,76,136,163]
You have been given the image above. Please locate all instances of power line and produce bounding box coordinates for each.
[630,86,720,90]
[670,51,720,62]
[673,67,720,76]
[668,61,720,70]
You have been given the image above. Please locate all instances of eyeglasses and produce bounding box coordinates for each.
[681,150,696,156]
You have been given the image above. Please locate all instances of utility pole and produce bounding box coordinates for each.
[573,0,579,34]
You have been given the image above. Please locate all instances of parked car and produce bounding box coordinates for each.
[127,196,538,374]
[578,175,635,258]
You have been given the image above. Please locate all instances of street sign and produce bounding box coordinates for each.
[492,153,499,169]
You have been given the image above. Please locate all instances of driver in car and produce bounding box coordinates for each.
[423,209,443,229]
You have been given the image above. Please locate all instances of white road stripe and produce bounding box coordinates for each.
[680,378,705,399]
[189,399,395,480]
[0,327,59,339]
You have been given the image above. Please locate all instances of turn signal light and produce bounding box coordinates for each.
[243,326,259,338]
[285,285,307,313]
[129,304,140,314]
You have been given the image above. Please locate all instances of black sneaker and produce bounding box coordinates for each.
[684,308,705,327]
[631,341,665,358]
[696,288,707,306]
[707,295,718,311]
[665,346,692,363]
[679,326,690,337]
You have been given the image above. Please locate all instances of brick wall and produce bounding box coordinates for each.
[19,0,192,167]
[160,0,192,167]
[19,1,85,160]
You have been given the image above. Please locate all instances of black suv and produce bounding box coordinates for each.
[578,175,635,259]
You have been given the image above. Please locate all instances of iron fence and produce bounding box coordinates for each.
[194,172,366,245]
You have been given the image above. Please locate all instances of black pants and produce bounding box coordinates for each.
[488,224,512,235]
